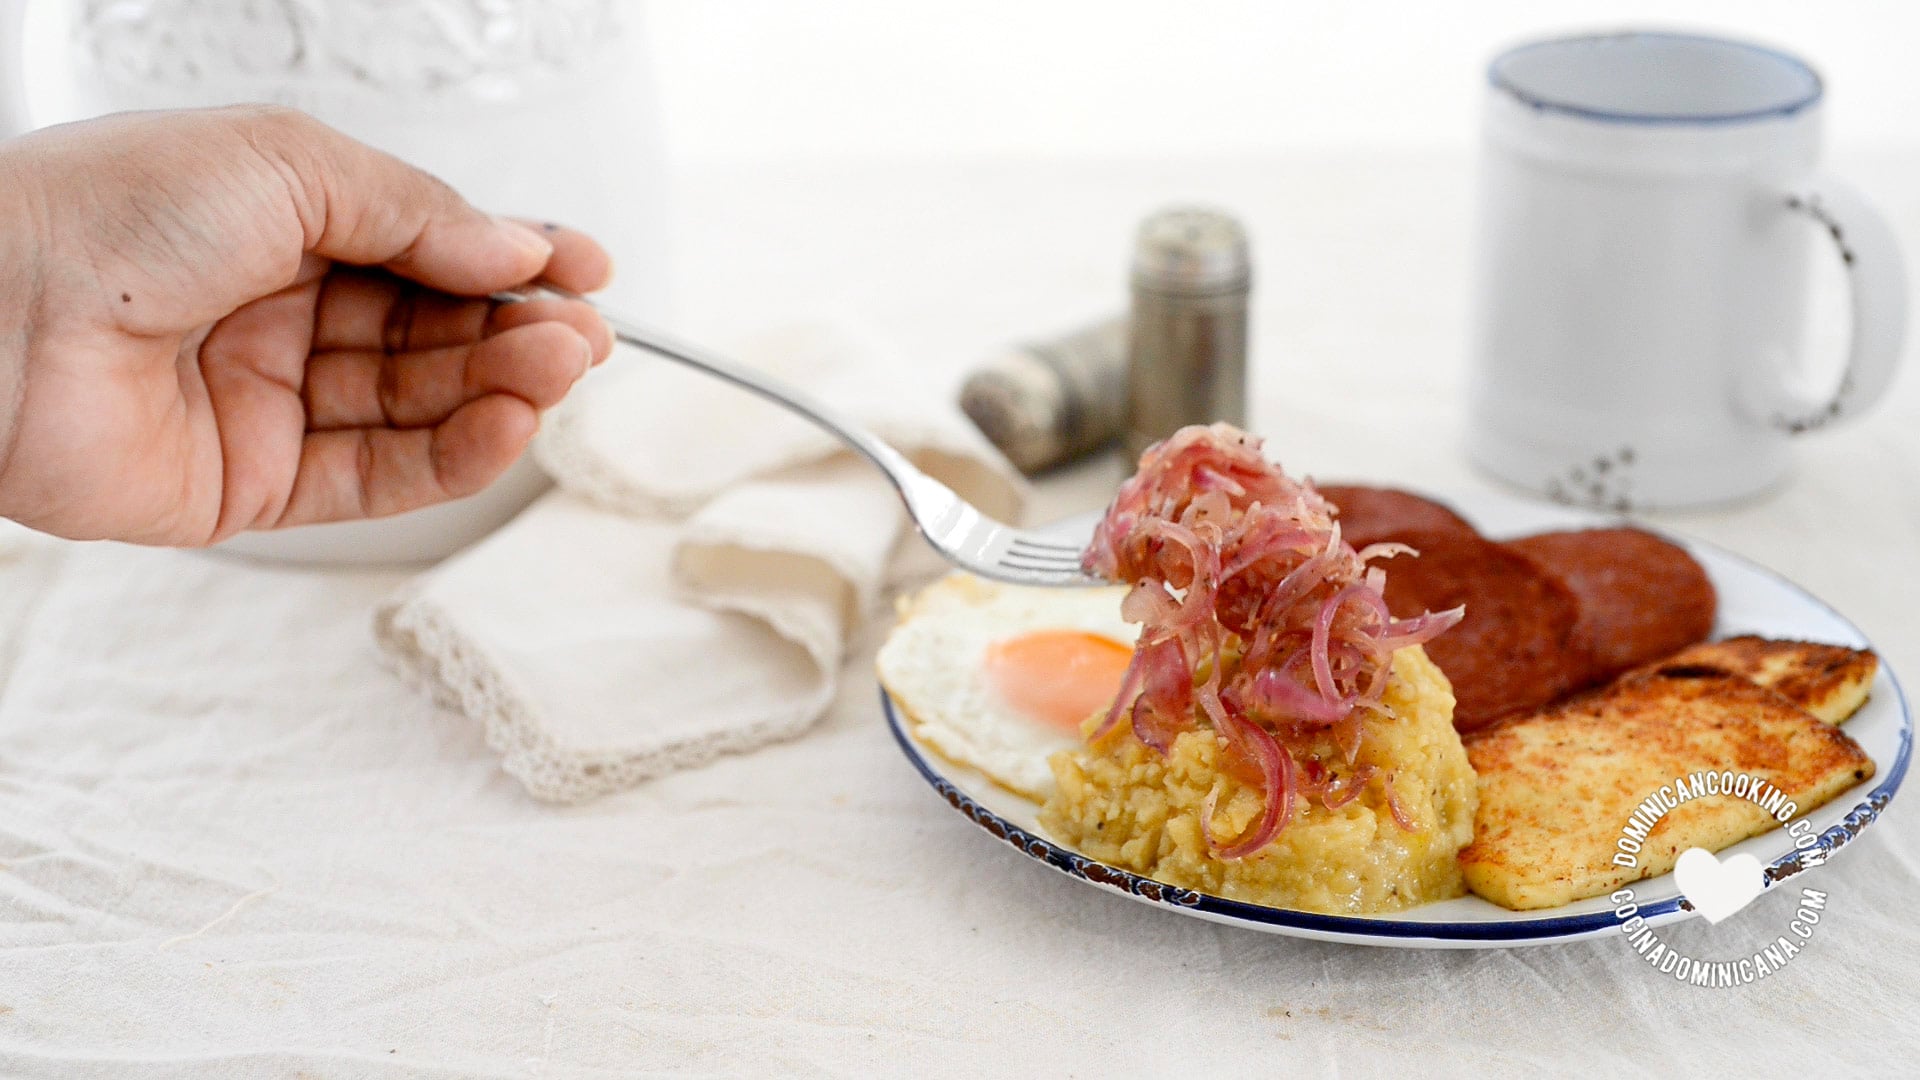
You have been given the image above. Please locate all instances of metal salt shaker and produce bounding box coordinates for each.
[1125,206,1251,458]
[960,317,1129,475]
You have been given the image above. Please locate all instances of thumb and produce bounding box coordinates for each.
[243,106,553,295]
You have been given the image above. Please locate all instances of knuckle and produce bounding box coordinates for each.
[355,433,380,517]
[219,103,314,141]
[413,167,461,202]
[428,430,462,497]
[376,356,408,426]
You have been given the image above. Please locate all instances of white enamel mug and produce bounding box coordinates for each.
[1466,31,1907,510]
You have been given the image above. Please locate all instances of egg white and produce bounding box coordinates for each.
[877,574,1138,800]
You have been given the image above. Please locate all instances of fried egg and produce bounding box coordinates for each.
[877,574,1137,800]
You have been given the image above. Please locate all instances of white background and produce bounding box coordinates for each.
[6,5,1920,1074]
[22,1,1920,160]
[638,1,1920,162]
[21,0,1904,451]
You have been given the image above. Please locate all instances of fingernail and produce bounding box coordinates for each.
[577,331,594,378]
[494,216,553,261]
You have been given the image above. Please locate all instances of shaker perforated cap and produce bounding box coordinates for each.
[1131,206,1251,292]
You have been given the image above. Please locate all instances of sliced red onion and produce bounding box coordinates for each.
[1193,464,1248,497]
[1130,697,1185,753]
[1221,518,1320,580]
[1383,771,1418,832]
[1135,636,1192,719]
[1318,764,1378,810]
[1202,701,1296,860]
[1192,673,1232,733]
[1243,666,1349,726]
[1312,584,1391,700]
[1355,541,1416,564]
[1372,606,1466,652]
[1252,546,1336,626]
[1080,424,1467,857]
[1089,647,1150,742]
[1333,710,1366,765]
[1120,580,1179,626]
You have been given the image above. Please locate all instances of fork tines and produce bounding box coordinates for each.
[999,535,1088,570]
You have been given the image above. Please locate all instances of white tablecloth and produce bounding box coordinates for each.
[3,152,1918,1076]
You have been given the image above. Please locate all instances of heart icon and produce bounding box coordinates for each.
[1674,847,1765,924]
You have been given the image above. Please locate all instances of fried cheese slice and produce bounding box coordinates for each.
[1656,636,1877,725]
[1460,667,1874,910]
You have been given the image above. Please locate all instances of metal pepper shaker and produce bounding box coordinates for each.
[1125,206,1251,457]
[959,317,1128,475]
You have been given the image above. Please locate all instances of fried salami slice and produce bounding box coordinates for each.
[1378,527,1589,732]
[1315,484,1480,550]
[1504,527,1716,684]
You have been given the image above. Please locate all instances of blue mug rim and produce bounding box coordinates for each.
[1488,30,1824,126]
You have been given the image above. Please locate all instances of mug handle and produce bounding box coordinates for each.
[1768,178,1909,433]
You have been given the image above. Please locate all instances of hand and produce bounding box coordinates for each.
[0,106,616,545]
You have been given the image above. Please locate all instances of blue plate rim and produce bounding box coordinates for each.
[879,530,1912,944]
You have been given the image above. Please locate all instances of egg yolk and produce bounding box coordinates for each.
[983,630,1134,733]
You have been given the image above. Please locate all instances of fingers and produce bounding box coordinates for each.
[489,296,615,363]
[276,395,539,527]
[245,106,613,296]
[510,220,615,294]
[311,270,491,352]
[304,320,593,431]
[310,269,614,361]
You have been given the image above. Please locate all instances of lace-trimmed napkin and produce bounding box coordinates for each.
[374,323,1027,803]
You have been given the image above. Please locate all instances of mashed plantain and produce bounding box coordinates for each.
[1038,646,1476,914]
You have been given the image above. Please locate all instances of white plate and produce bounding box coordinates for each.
[881,492,1911,948]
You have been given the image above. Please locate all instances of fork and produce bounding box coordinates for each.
[493,287,1105,588]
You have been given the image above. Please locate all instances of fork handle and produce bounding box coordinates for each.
[494,287,921,496]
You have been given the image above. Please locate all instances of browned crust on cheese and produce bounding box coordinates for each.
[1655,636,1878,725]
[1460,668,1875,910]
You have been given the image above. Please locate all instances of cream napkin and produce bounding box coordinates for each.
[0,518,31,561]
[375,323,1027,803]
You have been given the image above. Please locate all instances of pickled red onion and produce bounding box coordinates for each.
[1201,699,1296,860]
[1081,423,1461,858]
